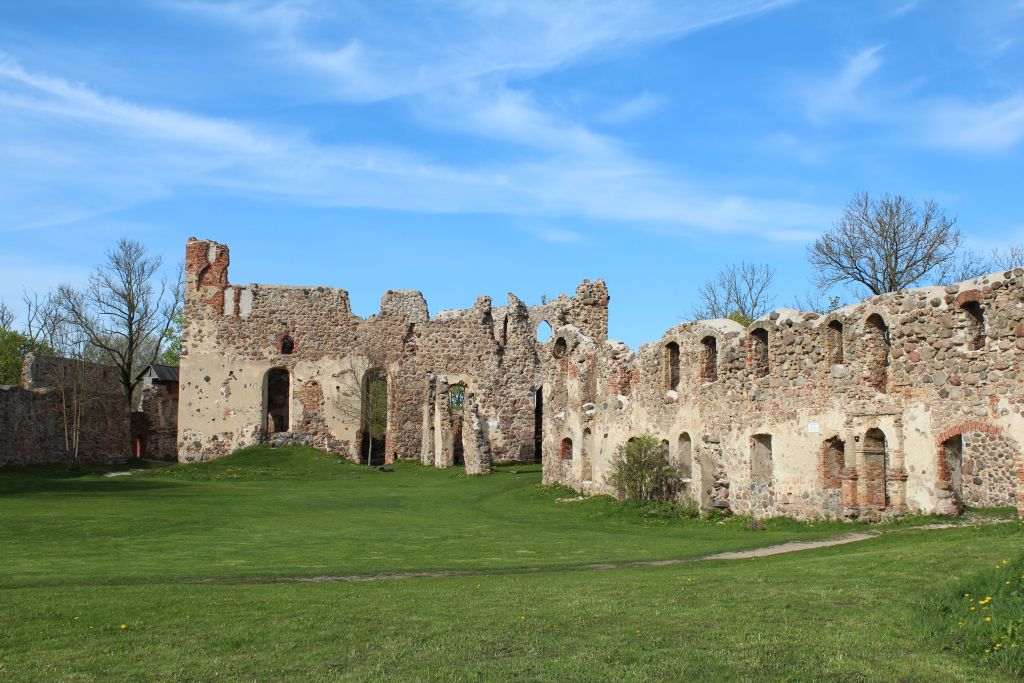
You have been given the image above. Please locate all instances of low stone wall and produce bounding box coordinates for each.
[0,354,130,466]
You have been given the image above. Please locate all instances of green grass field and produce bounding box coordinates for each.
[1,445,1022,681]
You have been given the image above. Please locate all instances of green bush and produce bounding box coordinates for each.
[607,434,677,502]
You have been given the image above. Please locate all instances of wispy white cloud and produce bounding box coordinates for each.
[918,94,1024,152]
[415,82,619,158]
[162,0,792,103]
[0,0,838,238]
[0,56,832,237]
[799,45,885,123]
[535,228,584,244]
[599,91,666,124]
[790,40,1024,154]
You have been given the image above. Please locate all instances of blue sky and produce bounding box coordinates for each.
[1,0,1023,347]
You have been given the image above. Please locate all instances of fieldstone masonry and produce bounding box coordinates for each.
[179,238,1024,520]
[0,354,130,465]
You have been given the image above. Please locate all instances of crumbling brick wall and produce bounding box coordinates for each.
[546,272,1024,520]
[178,238,606,467]
[177,236,1024,520]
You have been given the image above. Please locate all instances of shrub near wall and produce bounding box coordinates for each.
[608,434,676,502]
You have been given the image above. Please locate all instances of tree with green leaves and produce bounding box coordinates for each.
[363,370,388,467]
[607,434,676,502]
[0,328,49,385]
[158,310,183,366]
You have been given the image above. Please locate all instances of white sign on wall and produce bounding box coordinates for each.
[807,422,820,433]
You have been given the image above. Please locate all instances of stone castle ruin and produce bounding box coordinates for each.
[180,237,1024,520]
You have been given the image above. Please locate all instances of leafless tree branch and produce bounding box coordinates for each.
[692,263,776,326]
[808,192,962,296]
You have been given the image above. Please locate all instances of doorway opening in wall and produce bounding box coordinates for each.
[134,434,146,459]
[452,420,465,466]
[863,428,889,510]
[943,434,964,511]
[360,369,387,466]
[533,388,543,463]
[450,384,465,467]
[265,368,290,434]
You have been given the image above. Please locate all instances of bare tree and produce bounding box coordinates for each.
[791,290,845,314]
[0,300,12,331]
[990,243,1024,271]
[938,248,992,284]
[808,192,962,296]
[693,263,776,326]
[23,290,95,465]
[57,239,182,409]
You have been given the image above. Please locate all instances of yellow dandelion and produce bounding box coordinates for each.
[120,624,127,630]
[971,607,977,611]
[985,617,992,622]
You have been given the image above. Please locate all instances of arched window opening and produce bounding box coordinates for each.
[265,368,290,433]
[826,320,844,365]
[677,432,692,479]
[750,329,769,377]
[863,428,889,509]
[553,336,568,359]
[665,341,680,390]
[751,434,773,481]
[536,320,552,343]
[701,336,718,382]
[943,434,964,510]
[864,314,890,393]
[821,437,845,489]
[961,301,985,351]
[280,335,294,355]
[361,369,388,466]
[560,437,574,460]
[581,428,594,481]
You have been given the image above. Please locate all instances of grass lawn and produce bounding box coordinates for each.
[1,445,1022,681]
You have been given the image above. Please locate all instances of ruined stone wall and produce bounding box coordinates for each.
[133,382,179,461]
[545,271,1024,520]
[178,238,607,467]
[178,236,1023,519]
[0,354,130,466]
